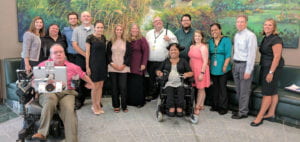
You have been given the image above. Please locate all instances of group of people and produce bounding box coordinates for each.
[20,11,284,141]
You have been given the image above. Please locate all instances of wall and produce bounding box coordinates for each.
[0,0,299,99]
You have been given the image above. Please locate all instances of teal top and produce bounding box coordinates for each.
[208,36,232,75]
[175,28,195,60]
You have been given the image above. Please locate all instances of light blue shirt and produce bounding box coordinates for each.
[233,28,257,74]
[62,26,76,54]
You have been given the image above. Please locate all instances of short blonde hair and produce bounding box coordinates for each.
[262,18,279,35]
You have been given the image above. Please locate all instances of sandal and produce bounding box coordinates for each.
[123,108,128,113]
[114,108,120,113]
[194,106,200,115]
[91,107,100,115]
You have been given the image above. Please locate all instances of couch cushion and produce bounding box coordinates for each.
[253,87,300,106]
[278,66,300,89]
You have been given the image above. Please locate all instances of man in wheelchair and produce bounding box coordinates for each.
[18,44,94,142]
[156,43,193,117]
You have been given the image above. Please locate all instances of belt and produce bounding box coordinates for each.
[234,60,246,63]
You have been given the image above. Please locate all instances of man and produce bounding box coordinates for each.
[231,15,257,119]
[174,14,195,61]
[145,16,178,100]
[62,12,79,63]
[71,11,94,109]
[32,44,95,142]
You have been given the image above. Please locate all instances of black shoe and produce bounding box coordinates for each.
[231,114,248,119]
[218,109,228,115]
[75,101,83,110]
[263,116,275,122]
[145,96,153,102]
[250,120,263,127]
[232,111,238,116]
[210,107,218,112]
[176,112,183,117]
[168,111,175,117]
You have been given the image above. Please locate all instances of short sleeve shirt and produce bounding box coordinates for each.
[259,34,284,67]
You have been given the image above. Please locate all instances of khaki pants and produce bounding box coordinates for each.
[38,90,78,142]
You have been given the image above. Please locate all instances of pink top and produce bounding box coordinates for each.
[38,59,86,90]
[108,39,130,73]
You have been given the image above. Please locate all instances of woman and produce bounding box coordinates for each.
[208,23,232,115]
[86,21,107,115]
[156,43,193,117]
[107,24,131,113]
[21,16,45,73]
[41,24,67,61]
[188,30,210,115]
[127,23,149,107]
[251,19,284,126]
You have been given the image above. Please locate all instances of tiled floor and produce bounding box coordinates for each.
[0,98,299,142]
[0,104,18,123]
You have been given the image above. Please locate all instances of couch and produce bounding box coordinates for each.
[226,64,300,127]
[2,58,22,112]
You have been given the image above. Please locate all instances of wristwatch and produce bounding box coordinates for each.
[268,71,273,74]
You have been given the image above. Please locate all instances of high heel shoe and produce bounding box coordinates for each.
[200,106,205,110]
[91,107,100,115]
[99,108,105,114]
[194,106,200,115]
[250,120,263,127]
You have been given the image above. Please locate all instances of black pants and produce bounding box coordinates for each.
[75,54,90,104]
[146,61,163,98]
[211,72,229,110]
[165,86,185,108]
[110,72,127,109]
[67,53,77,64]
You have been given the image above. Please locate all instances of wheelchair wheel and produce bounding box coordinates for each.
[189,114,199,124]
[156,111,163,122]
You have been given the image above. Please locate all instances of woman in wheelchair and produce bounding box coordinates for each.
[156,43,193,117]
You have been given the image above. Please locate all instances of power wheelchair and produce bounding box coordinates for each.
[155,70,199,124]
[16,70,71,142]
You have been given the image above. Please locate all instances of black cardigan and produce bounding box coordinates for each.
[106,41,131,66]
[157,58,191,74]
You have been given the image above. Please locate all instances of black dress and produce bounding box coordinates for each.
[86,34,107,82]
[259,34,284,96]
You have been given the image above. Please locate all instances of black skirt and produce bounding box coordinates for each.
[260,66,282,96]
[127,73,145,106]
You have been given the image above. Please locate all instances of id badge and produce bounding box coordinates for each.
[152,46,156,51]
[214,60,217,66]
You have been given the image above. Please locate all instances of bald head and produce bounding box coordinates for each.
[50,44,66,64]
[80,11,92,25]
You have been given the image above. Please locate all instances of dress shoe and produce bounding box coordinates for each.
[145,96,153,102]
[218,109,228,115]
[263,116,275,122]
[32,133,46,140]
[176,112,184,117]
[210,107,218,112]
[231,114,248,119]
[250,120,263,127]
[75,101,83,110]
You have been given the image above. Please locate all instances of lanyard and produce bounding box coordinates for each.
[154,30,164,44]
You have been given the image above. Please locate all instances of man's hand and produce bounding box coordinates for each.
[244,73,251,80]
[163,35,170,41]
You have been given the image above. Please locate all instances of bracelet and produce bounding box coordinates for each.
[201,72,205,74]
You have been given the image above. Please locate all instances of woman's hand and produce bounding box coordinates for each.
[198,74,203,81]
[140,65,146,71]
[86,67,91,76]
[156,71,163,77]
[85,82,95,89]
[266,73,273,83]
[25,64,32,74]
[222,66,227,73]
